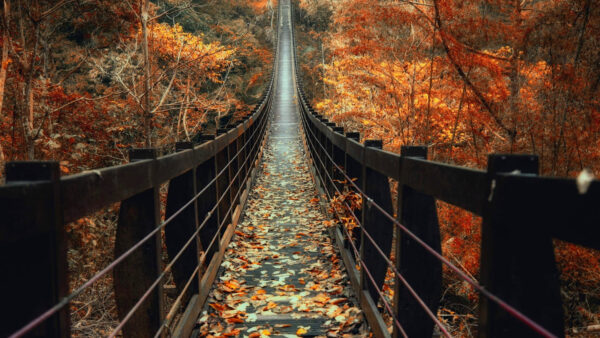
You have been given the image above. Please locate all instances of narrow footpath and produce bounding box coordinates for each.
[193,0,368,336]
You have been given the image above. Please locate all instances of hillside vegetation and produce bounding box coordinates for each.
[294,0,600,335]
[0,0,275,174]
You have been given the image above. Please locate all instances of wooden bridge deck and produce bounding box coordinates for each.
[193,1,367,336]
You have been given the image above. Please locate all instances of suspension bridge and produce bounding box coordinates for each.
[1,0,599,337]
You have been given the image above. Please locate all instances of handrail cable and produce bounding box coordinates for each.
[299,102,558,338]
[299,117,448,337]
[154,114,271,338]
[111,105,271,337]
[8,97,271,338]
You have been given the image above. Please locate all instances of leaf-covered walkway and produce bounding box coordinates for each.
[193,0,367,336]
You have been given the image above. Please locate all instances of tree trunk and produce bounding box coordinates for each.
[23,24,40,160]
[141,0,152,147]
[0,0,11,162]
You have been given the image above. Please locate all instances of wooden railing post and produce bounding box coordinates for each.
[197,135,219,263]
[325,122,336,196]
[114,148,164,338]
[332,127,345,194]
[216,129,232,237]
[357,139,394,338]
[479,154,564,337]
[228,128,240,209]
[394,146,442,338]
[238,121,248,197]
[165,142,200,305]
[345,132,362,249]
[0,162,69,337]
[360,140,394,301]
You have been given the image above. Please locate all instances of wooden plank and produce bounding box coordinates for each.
[60,114,265,224]
[0,182,53,240]
[329,126,348,149]
[174,136,266,338]
[361,290,392,338]
[196,140,220,264]
[61,159,154,223]
[0,162,69,337]
[400,157,487,215]
[61,142,215,223]
[215,143,232,237]
[345,137,364,163]
[171,294,201,338]
[497,175,600,249]
[330,226,361,295]
[365,147,401,181]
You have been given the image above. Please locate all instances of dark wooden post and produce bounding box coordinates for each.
[360,140,394,303]
[114,149,164,338]
[228,128,240,208]
[317,119,328,188]
[332,127,345,194]
[393,146,442,338]
[197,135,219,263]
[479,154,564,337]
[0,162,69,337]
[345,132,362,251]
[238,123,248,192]
[323,122,335,196]
[216,129,231,236]
[165,142,200,305]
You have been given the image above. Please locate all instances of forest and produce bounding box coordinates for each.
[1,0,599,336]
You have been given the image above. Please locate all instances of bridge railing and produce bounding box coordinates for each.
[290,5,599,338]
[0,69,275,337]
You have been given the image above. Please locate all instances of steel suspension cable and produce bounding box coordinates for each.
[9,102,271,338]
[299,117,449,337]
[112,101,271,337]
[298,102,557,338]
[154,107,271,338]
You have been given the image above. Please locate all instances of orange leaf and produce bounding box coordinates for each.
[226,316,244,324]
[209,303,227,312]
